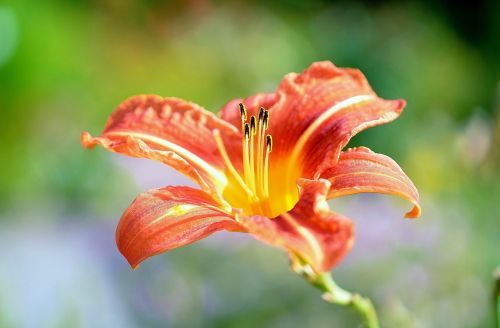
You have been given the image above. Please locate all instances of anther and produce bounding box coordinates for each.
[263,111,269,130]
[250,116,256,134]
[258,107,265,122]
[239,103,247,120]
[263,134,272,198]
[244,123,250,139]
[266,135,273,152]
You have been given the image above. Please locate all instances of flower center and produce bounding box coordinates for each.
[213,104,299,218]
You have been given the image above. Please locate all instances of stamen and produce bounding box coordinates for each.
[229,104,276,215]
[256,109,266,195]
[264,135,272,197]
[243,123,251,186]
[266,134,273,151]
[258,107,265,122]
[213,129,254,197]
[250,116,256,134]
[239,103,247,121]
[249,116,257,192]
[239,103,247,136]
[244,123,250,139]
[263,110,269,130]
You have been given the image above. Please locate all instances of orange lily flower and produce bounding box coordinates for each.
[81,61,420,274]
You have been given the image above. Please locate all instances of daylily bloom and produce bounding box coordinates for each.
[81,61,420,274]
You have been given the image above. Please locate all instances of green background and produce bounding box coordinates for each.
[0,1,499,327]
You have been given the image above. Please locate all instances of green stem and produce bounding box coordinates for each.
[316,272,379,328]
[300,268,380,328]
[493,268,500,328]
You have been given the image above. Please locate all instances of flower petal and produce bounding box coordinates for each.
[268,61,405,178]
[219,92,278,128]
[321,147,421,218]
[239,179,354,273]
[81,95,242,191]
[116,186,243,269]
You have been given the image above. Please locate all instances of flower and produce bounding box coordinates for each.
[81,61,420,273]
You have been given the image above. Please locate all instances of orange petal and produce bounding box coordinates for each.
[116,186,243,269]
[219,92,278,128]
[81,132,213,191]
[81,95,242,192]
[268,61,405,178]
[321,147,421,218]
[239,179,354,273]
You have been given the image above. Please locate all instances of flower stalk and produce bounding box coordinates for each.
[493,268,500,328]
[295,263,379,328]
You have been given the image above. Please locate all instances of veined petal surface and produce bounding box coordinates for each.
[116,186,243,268]
[270,61,405,177]
[321,147,421,218]
[81,95,242,191]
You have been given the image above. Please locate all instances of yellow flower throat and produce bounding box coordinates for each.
[213,104,299,218]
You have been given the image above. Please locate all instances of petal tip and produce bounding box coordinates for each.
[118,244,143,270]
[404,204,422,219]
[395,99,407,112]
[309,60,337,70]
[80,131,98,149]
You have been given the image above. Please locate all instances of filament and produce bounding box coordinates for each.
[213,129,254,198]
[264,135,272,198]
[249,116,256,192]
[231,103,275,215]
[256,108,266,195]
[243,124,251,186]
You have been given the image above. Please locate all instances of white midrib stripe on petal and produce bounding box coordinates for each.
[281,212,323,267]
[289,94,375,166]
[108,131,228,186]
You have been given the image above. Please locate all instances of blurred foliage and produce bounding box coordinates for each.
[0,0,498,327]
